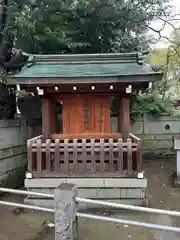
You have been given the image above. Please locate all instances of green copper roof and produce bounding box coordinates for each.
[12,62,160,78]
[9,52,163,80]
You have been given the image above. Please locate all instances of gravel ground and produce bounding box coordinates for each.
[1,159,180,240]
[0,194,53,240]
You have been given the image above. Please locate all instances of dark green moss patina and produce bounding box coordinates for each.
[0,163,27,189]
[0,145,26,161]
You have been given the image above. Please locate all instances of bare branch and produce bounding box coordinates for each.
[158,16,179,30]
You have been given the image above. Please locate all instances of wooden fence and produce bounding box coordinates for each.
[27,134,141,177]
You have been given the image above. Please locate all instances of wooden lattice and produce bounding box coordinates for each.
[27,136,141,176]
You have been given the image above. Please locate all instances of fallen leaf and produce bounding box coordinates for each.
[48,223,55,228]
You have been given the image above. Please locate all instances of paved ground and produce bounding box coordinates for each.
[1,159,180,240]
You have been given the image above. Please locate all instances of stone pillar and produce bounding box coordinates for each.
[177,151,180,179]
[54,183,77,240]
[42,97,57,138]
[119,97,131,140]
[174,137,180,182]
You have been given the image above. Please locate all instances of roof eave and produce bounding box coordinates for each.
[7,73,162,85]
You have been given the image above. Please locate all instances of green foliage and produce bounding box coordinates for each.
[130,91,169,122]
[111,98,119,117]
[149,48,168,67]
[129,43,180,121]
[110,90,176,122]
[2,0,175,121]
[149,28,180,102]
[12,0,171,54]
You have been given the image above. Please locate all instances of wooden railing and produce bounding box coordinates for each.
[27,135,141,177]
[128,133,142,172]
[50,133,122,140]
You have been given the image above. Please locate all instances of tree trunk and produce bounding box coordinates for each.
[0,0,8,30]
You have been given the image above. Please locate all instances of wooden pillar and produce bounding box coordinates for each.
[119,97,131,140]
[42,97,57,138]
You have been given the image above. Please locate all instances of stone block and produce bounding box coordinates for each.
[50,188,55,194]
[25,178,147,189]
[138,134,155,140]
[28,188,51,198]
[151,116,180,121]
[27,119,42,126]
[0,118,41,189]
[120,188,145,199]
[144,120,180,135]
[25,178,67,188]
[66,178,105,188]
[0,127,21,149]
[174,138,180,150]
[0,119,41,149]
[0,145,26,161]
[111,124,118,133]
[0,119,20,128]
[95,188,146,199]
[104,178,147,188]
[142,140,173,150]
[19,118,29,145]
[27,123,41,139]
[24,198,148,209]
[26,187,146,200]
[77,188,97,198]
[0,153,27,174]
[155,134,176,140]
[111,117,118,133]
[95,188,121,199]
[0,166,27,188]
[132,121,143,135]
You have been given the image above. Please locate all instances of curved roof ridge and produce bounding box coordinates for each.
[25,52,141,64]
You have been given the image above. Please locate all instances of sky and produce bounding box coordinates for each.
[150,0,180,48]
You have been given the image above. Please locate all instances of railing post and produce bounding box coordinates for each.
[54,183,77,240]
[27,139,33,171]
[127,138,132,175]
[136,139,142,172]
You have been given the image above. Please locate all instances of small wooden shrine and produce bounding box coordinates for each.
[8,52,162,179]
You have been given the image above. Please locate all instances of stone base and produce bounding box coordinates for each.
[25,197,148,212]
[24,177,148,210]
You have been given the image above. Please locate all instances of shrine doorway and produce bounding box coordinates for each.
[61,94,111,135]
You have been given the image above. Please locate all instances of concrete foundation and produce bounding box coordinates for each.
[25,177,148,210]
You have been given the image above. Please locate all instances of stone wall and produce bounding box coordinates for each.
[0,118,41,188]
[111,116,180,158]
[1,115,177,188]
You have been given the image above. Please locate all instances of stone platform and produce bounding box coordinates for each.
[24,177,148,210]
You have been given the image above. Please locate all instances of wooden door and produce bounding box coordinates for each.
[84,97,110,134]
[63,98,84,134]
[62,94,110,135]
